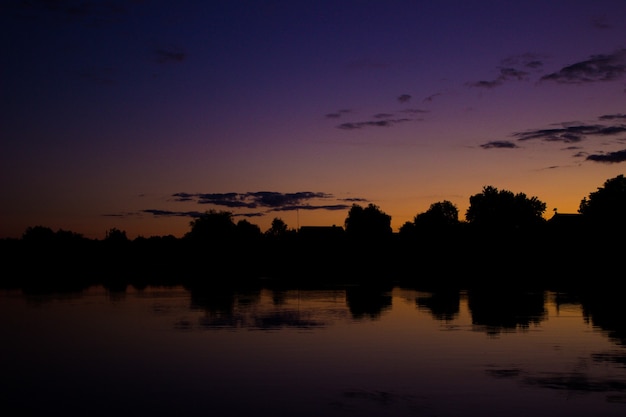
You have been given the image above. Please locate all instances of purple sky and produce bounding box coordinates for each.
[2,0,626,239]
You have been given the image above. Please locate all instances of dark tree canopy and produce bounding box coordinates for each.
[22,226,85,243]
[236,219,262,239]
[465,186,546,230]
[578,174,626,228]
[22,225,56,242]
[344,203,392,239]
[185,210,236,241]
[105,228,129,243]
[414,200,460,229]
[265,217,290,238]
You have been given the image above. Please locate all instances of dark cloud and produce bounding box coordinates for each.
[269,204,350,212]
[480,141,519,149]
[599,113,626,120]
[325,109,351,119]
[512,122,626,143]
[397,94,411,103]
[501,53,545,69]
[142,209,204,218]
[341,197,369,202]
[155,48,186,64]
[469,79,503,89]
[249,191,331,208]
[468,54,544,89]
[373,113,394,119]
[141,191,356,222]
[468,66,530,89]
[172,191,344,211]
[141,209,265,219]
[337,118,412,130]
[586,149,626,163]
[481,115,626,163]
[540,49,626,84]
[423,93,442,102]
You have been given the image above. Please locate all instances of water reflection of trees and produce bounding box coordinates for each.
[415,289,460,321]
[183,283,398,327]
[467,289,547,335]
[580,290,626,347]
[186,285,344,329]
[345,284,393,320]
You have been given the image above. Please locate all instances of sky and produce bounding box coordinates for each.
[2,0,626,240]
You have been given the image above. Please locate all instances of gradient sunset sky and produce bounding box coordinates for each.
[2,0,626,239]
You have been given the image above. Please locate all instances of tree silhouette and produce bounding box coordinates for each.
[22,225,56,242]
[104,228,129,243]
[578,174,626,229]
[265,217,290,238]
[465,186,546,230]
[185,210,236,242]
[236,219,262,240]
[344,203,392,240]
[414,200,460,230]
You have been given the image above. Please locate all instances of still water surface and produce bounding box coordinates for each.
[2,284,626,416]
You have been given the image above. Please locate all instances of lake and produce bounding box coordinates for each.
[2,282,626,417]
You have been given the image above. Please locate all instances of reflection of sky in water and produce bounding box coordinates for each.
[1,286,625,416]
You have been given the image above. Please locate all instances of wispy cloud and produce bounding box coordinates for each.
[599,113,626,121]
[586,149,626,163]
[512,122,626,143]
[480,114,626,164]
[172,191,353,212]
[423,92,442,102]
[468,67,531,88]
[142,209,204,218]
[468,49,626,88]
[136,191,360,222]
[480,141,519,149]
[337,118,412,130]
[540,48,626,84]
[468,53,544,89]
[325,109,351,119]
[397,94,411,103]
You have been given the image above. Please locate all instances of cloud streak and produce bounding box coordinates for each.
[171,191,353,212]
[541,49,626,84]
[136,191,360,222]
[480,114,626,164]
[337,118,412,130]
[512,121,626,143]
[468,53,544,88]
[470,49,626,88]
[480,141,519,149]
[586,149,626,163]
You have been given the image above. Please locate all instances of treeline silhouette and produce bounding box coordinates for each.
[2,174,625,290]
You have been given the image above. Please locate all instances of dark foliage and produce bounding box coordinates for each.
[2,175,624,290]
